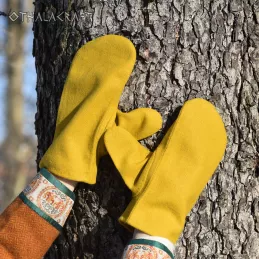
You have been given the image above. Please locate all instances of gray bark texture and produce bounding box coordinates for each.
[33,0,259,258]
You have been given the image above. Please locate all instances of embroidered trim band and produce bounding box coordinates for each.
[19,168,75,231]
[122,238,174,259]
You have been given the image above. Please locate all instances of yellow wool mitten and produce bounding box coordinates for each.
[104,98,227,243]
[40,35,162,184]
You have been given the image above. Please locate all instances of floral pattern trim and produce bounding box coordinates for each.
[19,168,75,231]
[121,239,174,259]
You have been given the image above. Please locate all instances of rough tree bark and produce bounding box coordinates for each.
[33,0,259,258]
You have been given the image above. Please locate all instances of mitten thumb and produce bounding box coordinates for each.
[104,126,151,190]
[116,108,162,140]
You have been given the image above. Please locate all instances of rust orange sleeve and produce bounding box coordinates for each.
[0,169,75,259]
[0,197,59,259]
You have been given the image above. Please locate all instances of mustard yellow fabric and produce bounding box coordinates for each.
[40,35,162,184]
[104,98,227,244]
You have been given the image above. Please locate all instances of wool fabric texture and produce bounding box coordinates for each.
[0,197,59,259]
[40,35,162,184]
[104,98,227,243]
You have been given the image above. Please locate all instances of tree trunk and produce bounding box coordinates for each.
[34,0,259,258]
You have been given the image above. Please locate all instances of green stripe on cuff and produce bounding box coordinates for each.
[40,168,75,201]
[19,192,63,232]
[128,238,174,259]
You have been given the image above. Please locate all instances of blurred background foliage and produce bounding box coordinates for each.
[0,1,37,212]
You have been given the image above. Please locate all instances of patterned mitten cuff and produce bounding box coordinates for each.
[19,168,75,231]
[121,239,175,259]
